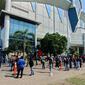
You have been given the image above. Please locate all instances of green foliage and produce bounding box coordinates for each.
[74,51,79,57]
[69,48,75,55]
[7,29,35,53]
[0,0,5,11]
[68,77,85,85]
[41,33,67,55]
[69,48,79,57]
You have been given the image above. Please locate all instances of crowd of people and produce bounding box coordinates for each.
[0,52,85,78]
[40,54,84,76]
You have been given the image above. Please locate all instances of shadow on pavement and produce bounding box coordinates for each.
[36,71,49,74]
[5,74,14,78]
[33,67,42,70]
[1,69,11,72]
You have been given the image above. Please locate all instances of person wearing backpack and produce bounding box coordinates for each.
[16,56,25,78]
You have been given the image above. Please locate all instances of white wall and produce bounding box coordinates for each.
[70,28,84,46]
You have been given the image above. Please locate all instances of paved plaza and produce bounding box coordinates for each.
[0,64,85,85]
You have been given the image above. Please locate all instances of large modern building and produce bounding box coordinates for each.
[0,0,85,55]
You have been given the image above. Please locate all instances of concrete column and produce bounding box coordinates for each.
[83,33,85,54]
[66,11,70,50]
[35,25,37,48]
[35,24,38,65]
[77,47,79,55]
[53,0,56,33]
[3,0,11,49]
[5,0,11,11]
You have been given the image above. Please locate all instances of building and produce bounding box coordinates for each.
[0,0,85,55]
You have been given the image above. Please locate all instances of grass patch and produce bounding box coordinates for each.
[67,77,85,85]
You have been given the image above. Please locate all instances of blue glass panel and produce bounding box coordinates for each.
[57,8,63,22]
[45,4,51,17]
[10,18,36,35]
[68,7,78,32]
[31,2,36,12]
[9,18,36,52]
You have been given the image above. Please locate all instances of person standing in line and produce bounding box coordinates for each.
[79,57,82,68]
[73,56,76,69]
[76,57,80,69]
[16,56,25,78]
[55,56,59,70]
[0,50,2,69]
[69,56,72,69]
[29,53,34,76]
[64,57,69,71]
[0,56,2,69]
[41,54,45,69]
[48,56,53,76]
[64,57,66,70]
[59,57,63,71]
[10,55,14,71]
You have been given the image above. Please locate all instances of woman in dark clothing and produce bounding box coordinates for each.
[29,53,34,76]
[55,56,59,69]
[64,57,69,71]
[69,57,72,68]
[79,57,82,68]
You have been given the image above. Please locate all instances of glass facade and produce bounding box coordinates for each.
[9,18,36,52]
[45,4,51,17]
[57,8,63,22]
[10,18,36,35]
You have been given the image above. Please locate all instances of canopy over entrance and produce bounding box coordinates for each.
[12,0,72,10]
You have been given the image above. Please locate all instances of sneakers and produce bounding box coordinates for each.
[29,73,34,76]
[50,72,53,76]
[29,72,34,76]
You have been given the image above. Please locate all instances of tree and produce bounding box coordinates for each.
[7,29,35,55]
[41,33,67,56]
[0,0,5,11]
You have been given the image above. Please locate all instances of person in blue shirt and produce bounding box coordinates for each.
[16,56,25,78]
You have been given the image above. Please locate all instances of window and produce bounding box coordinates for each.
[45,4,51,17]
[10,18,36,34]
[31,2,36,12]
[57,8,63,22]
[10,18,36,52]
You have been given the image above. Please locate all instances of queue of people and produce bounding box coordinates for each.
[39,54,84,76]
[1,52,85,78]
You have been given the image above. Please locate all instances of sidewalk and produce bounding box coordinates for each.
[0,64,85,85]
